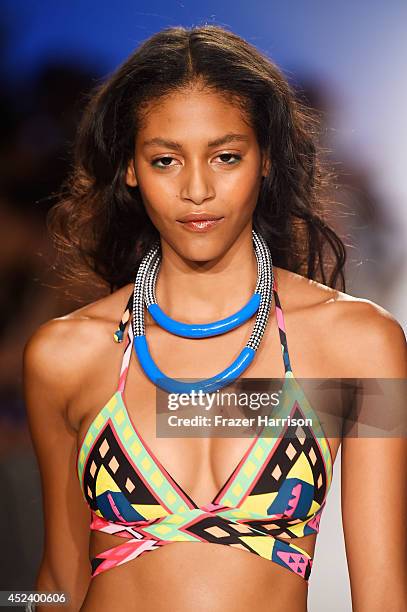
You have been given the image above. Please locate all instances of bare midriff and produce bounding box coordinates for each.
[80,531,317,612]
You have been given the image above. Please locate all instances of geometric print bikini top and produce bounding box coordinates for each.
[76,275,334,583]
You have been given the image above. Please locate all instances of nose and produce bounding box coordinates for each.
[179,161,215,205]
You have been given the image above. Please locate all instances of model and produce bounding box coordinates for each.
[23,25,407,612]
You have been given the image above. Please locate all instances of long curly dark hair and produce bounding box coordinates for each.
[47,24,347,296]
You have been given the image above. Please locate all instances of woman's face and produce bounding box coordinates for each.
[126,86,270,263]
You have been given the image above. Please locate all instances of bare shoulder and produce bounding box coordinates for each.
[276,267,407,377]
[23,284,133,410]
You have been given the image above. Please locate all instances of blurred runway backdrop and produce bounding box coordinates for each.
[1,2,406,611]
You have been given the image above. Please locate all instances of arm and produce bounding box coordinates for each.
[341,304,407,611]
[23,320,92,612]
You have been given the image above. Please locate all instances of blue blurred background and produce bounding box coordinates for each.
[0,2,406,610]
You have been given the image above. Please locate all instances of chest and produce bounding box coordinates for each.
[74,311,341,508]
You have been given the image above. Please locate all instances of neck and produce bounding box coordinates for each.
[152,230,259,324]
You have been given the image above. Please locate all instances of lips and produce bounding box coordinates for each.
[177,217,224,233]
[178,213,223,223]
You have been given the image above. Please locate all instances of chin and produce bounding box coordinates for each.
[181,246,223,264]
[173,238,225,265]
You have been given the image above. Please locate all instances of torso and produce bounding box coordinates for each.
[63,266,355,612]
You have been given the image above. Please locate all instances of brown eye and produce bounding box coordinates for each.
[216,153,242,164]
[152,156,176,168]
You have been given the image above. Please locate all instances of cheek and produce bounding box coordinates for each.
[136,180,172,223]
[142,199,170,232]
[134,157,173,200]
[221,158,261,197]
[221,170,261,217]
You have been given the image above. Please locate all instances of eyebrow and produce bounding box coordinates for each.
[142,133,250,149]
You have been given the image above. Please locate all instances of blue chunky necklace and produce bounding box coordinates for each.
[130,230,273,394]
[144,243,263,338]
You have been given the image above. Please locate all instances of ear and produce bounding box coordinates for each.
[126,159,138,187]
[261,154,271,178]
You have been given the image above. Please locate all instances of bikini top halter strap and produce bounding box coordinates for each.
[116,294,133,394]
[272,273,293,376]
[115,273,293,395]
